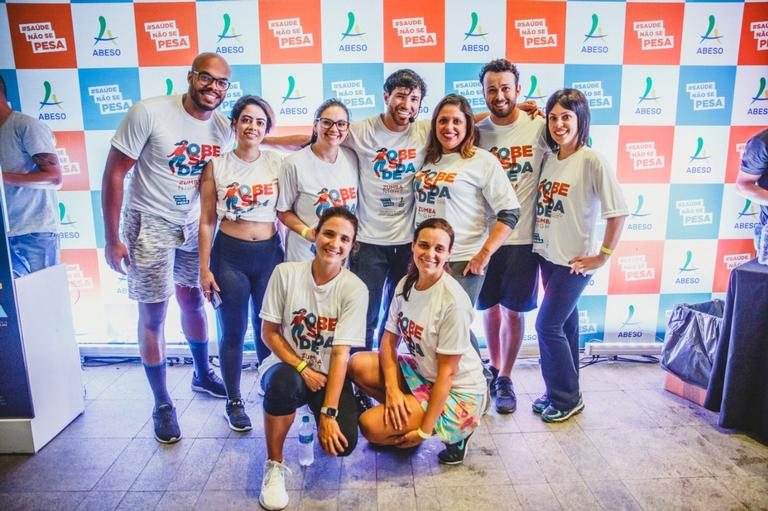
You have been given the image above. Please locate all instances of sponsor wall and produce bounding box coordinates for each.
[1,0,766,348]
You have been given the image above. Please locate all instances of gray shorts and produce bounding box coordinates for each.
[121,208,200,303]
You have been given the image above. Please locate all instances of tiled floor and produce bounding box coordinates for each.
[1,359,767,511]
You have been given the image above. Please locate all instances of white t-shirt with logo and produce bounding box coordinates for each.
[414,149,521,261]
[277,146,359,262]
[533,147,629,269]
[112,95,234,225]
[259,261,368,376]
[477,114,548,245]
[385,273,486,395]
[209,150,281,223]
[344,115,430,245]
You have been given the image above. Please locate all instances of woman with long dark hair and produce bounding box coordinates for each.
[532,88,628,422]
[257,206,368,511]
[199,95,283,432]
[348,218,486,465]
[277,99,359,262]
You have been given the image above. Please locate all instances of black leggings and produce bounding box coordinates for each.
[261,362,359,456]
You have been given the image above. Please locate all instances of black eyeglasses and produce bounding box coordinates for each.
[316,117,349,130]
[191,70,231,91]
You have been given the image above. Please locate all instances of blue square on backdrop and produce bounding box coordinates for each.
[322,63,383,122]
[564,64,622,125]
[666,184,723,240]
[220,65,262,117]
[90,190,105,249]
[656,293,712,340]
[676,66,736,126]
[78,68,140,131]
[0,70,20,112]
[445,63,487,113]
[578,295,607,347]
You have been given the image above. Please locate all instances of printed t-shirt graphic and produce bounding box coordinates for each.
[477,114,548,244]
[385,273,486,395]
[277,145,359,262]
[210,150,281,222]
[413,149,521,261]
[533,147,628,270]
[111,94,234,225]
[259,261,367,376]
[343,115,430,245]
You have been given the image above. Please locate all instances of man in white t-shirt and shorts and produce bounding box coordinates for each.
[475,59,548,415]
[102,53,235,443]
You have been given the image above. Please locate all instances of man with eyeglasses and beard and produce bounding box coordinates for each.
[102,52,235,444]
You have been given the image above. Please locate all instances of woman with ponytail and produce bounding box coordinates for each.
[348,218,486,465]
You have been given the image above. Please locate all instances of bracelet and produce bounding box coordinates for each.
[416,427,432,440]
[600,246,613,256]
[300,226,310,239]
[295,360,308,373]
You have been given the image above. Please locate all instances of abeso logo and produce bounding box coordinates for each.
[92,16,120,57]
[581,14,608,54]
[216,14,244,55]
[698,15,724,55]
[58,202,78,240]
[636,76,662,115]
[676,250,700,285]
[339,12,367,52]
[686,137,713,176]
[280,76,308,115]
[38,81,66,121]
[462,12,489,52]
[523,75,547,104]
[748,77,768,115]
[618,304,641,333]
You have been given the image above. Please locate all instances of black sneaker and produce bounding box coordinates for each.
[488,365,500,397]
[191,368,227,398]
[438,432,473,465]
[225,399,253,432]
[152,403,181,444]
[532,394,550,414]
[354,388,374,414]
[494,376,517,414]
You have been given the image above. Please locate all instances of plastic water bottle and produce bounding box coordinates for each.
[298,415,314,467]
[758,224,768,265]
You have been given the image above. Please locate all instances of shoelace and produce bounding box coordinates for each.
[264,462,292,486]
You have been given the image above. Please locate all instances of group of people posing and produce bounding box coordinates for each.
[101,52,628,511]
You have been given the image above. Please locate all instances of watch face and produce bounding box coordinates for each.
[322,407,338,417]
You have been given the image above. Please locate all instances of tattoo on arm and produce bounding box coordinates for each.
[31,153,61,169]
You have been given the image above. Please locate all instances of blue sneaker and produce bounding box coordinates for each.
[541,397,585,423]
[191,368,227,399]
[438,432,473,465]
[152,403,181,444]
[532,394,550,414]
[225,399,253,432]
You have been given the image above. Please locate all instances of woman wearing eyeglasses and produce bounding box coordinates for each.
[277,99,359,262]
[198,95,284,432]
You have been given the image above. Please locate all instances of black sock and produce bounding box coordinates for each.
[144,362,172,409]
[187,339,210,378]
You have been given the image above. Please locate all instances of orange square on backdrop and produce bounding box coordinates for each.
[713,239,756,293]
[60,249,102,303]
[608,240,664,295]
[259,0,322,64]
[616,126,674,184]
[505,1,566,64]
[54,131,90,192]
[623,3,684,65]
[383,0,445,63]
[725,126,766,184]
[134,3,199,67]
[739,3,768,66]
[7,4,77,69]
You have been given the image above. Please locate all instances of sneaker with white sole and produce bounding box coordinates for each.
[259,459,291,510]
[191,369,227,399]
[152,403,181,444]
[224,399,253,432]
[437,432,473,465]
[541,396,585,423]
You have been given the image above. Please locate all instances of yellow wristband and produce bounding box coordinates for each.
[416,427,432,440]
[600,246,613,256]
[295,360,308,373]
[300,227,310,239]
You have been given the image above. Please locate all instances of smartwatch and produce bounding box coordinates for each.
[320,406,338,418]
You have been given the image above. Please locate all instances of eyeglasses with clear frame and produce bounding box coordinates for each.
[191,70,231,91]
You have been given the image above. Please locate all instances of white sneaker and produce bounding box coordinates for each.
[259,459,291,510]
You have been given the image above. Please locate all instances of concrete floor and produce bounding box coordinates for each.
[1,358,766,511]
